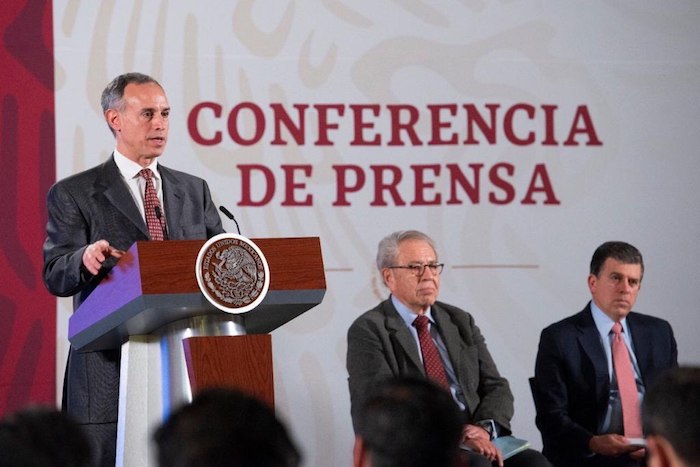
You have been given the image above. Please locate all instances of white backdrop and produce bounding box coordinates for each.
[53,2,700,465]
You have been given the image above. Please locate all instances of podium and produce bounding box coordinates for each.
[68,237,326,467]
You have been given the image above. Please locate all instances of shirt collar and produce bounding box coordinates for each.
[113,149,160,180]
[590,300,629,337]
[391,295,434,328]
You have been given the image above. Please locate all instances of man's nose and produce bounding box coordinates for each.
[420,266,436,278]
[152,114,166,129]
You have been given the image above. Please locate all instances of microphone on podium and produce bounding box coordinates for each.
[219,205,241,235]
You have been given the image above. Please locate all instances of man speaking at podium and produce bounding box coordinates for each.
[43,72,224,466]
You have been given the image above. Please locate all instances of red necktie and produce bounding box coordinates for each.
[139,168,165,241]
[611,322,642,438]
[413,315,449,389]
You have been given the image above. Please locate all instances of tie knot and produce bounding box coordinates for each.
[612,322,623,336]
[413,314,430,330]
[139,168,154,180]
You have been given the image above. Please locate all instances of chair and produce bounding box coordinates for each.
[528,376,541,413]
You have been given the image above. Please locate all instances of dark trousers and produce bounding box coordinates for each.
[82,422,117,467]
[464,448,553,467]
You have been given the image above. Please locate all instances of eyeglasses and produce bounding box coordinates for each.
[387,263,444,276]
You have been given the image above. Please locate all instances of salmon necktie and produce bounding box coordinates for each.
[611,322,642,438]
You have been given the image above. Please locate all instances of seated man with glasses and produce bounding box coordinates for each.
[347,230,550,467]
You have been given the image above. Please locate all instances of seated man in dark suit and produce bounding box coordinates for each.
[347,230,551,467]
[642,366,700,467]
[534,241,678,467]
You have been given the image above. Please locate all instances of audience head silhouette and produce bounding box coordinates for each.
[153,387,301,467]
[0,405,91,467]
[353,376,463,467]
[643,366,700,467]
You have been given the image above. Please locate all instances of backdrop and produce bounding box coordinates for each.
[3,2,700,466]
[0,0,56,415]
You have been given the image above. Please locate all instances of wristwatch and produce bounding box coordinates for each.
[475,420,496,440]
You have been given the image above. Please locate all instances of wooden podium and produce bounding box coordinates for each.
[68,237,326,467]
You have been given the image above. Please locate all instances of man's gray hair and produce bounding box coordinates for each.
[376,230,438,271]
[101,72,162,134]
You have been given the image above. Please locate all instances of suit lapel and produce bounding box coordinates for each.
[575,305,610,409]
[159,165,185,240]
[432,304,480,411]
[432,304,467,368]
[627,313,651,382]
[98,157,149,237]
[381,300,424,372]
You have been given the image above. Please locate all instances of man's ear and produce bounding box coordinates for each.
[352,435,369,467]
[587,273,597,294]
[646,435,676,467]
[105,109,120,133]
[381,268,393,290]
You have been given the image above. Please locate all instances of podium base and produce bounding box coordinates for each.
[157,314,246,416]
[116,314,246,467]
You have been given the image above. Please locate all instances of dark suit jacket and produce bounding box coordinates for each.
[533,303,677,467]
[43,156,224,425]
[346,298,514,433]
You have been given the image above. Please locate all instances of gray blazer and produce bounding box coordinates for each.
[346,298,514,432]
[43,155,224,424]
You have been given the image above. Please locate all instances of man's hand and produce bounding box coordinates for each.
[463,425,503,467]
[589,434,645,457]
[82,240,125,275]
[629,447,646,461]
[462,438,504,467]
[462,424,491,441]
